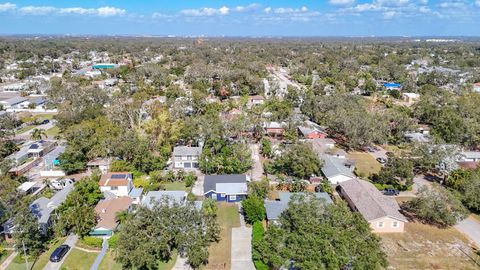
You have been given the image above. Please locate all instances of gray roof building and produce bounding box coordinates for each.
[141,190,186,208]
[173,146,202,156]
[338,179,407,222]
[129,187,143,199]
[203,174,248,195]
[404,132,432,143]
[0,96,27,107]
[265,192,333,222]
[321,154,355,182]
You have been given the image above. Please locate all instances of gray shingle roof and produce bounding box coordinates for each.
[203,174,247,194]
[141,191,186,208]
[265,192,333,221]
[321,155,355,179]
[1,96,27,106]
[339,179,407,222]
[173,146,202,156]
[129,187,143,198]
[29,183,74,224]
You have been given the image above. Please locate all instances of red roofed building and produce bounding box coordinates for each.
[98,172,133,197]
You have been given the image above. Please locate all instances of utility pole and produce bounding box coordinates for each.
[22,240,30,270]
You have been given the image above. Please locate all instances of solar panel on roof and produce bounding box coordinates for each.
[110,174,126,179]
[29,144,39,149]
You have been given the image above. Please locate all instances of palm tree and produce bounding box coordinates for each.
[30,128,47,141]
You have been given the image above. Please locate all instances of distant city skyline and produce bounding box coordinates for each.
[1,0,480,36]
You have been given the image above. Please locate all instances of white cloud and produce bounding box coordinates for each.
[96,6,126,17]
[0,2,16,12]
[19,6,56,15]
[10,4,126,16]
[438,1,466,9]
[329,0,355,6]
[476,0,480,7]
[269,6,309,14]
[235,3,260,13]
[383,10,398,19]
[264,7,272,14]
[375,0,410,7]
[180,6,230,16]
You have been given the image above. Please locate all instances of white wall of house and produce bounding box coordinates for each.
[173,155,199,169]
[100,185,131,197]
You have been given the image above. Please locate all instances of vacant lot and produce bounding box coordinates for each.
[381,222,480,270]
[205,203,240,270]
[61,248,98,270]
[348,151,382,177]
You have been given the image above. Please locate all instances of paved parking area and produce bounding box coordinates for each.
[231,227,255,270]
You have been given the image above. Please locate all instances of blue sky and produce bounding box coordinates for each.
[0,0,479,36]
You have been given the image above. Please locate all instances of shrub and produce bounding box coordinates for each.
[252,221,268,270]
[108,234,119,249]
[81,236,103,248]
[242,196,266,224]
[185,172,197,187]
[110,160,135,172]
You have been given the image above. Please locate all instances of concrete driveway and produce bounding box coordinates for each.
[249,144,264,181]
[455,217,480,248]
[192,174,204,196]
[231,204,255,270]
[43,234,78,270]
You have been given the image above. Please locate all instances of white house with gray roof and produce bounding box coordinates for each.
[321,154,355,184]
[141,190,186,208]
[173,146,202,169]
[338,179,407,233]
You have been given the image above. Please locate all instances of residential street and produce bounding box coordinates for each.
[455,216,480,248]
[249,144,264,181]
[230,204,255,270]
[43,234,78,270]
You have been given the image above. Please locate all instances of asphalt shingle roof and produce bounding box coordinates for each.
[203,174,247,194]
[321,154,355,179]
[173,146,202,156]
[339,179,407,222]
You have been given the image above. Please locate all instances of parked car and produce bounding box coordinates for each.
[49,245,70,262]
[384,188,399,196]
[41,119,50,125]
[376,157,387,164]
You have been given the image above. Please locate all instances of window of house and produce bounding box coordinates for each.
[230,195,237,201]
[211,194,217,200]
[220,194,225,197]
[378,221,384,228]
[392,221,399,228]
[111,186,118,190]
[187,155,192,160]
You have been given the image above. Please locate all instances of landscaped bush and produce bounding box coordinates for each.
[81,236,103,248]
[108,234,119,249]
[242,196,266,224]
[252,221,268,270]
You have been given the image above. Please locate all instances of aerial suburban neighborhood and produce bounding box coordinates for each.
[1,2,480,270]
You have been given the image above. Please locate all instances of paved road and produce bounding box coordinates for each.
[90,238,108,270]
[455,217,480,248]
[0,251,18,270]
[249,144,264,181]
[171,255,191,270]
[43,234,78,270]
[399,175,433,197]
[231,204,255,270]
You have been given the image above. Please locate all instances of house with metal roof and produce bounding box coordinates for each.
[29,182,74,235]
[321,154,355,184]
[141,190,186,208]
[338,179,407,233]
[265,191,333,225]
[129,187,144,204]
[0,96,28,109]
[203,174,248,203]
[173,146,202,169]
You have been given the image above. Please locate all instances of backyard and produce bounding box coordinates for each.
[347,151,382,178]
[205,203,240,270]
[381,222,480,270]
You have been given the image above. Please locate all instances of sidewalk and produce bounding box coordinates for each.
[0,251,18,270]
[90,238,108,270]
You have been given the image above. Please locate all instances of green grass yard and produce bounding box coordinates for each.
[61,248,98,270]
[205,203,240,270]
[161,181,190,191]
[46,126,61,137]
[347,151,382,178]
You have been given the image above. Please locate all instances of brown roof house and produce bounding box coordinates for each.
[91,197,132,236]
[338,179,407,233]
[98,172,133,197]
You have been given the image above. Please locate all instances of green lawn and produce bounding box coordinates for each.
[5,254,28,270]
[15,125,35,134]
[205,203,240,270]
[31,237,66,270]
[0,250,13,265]
[161,181,190,191]
[61,248,99,270]
[46,126,61,137]
[98,251,122,270]
[348,151,382,178]
[98,249,177,270]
